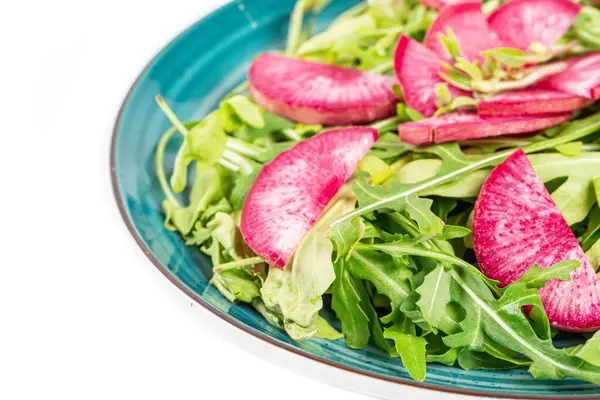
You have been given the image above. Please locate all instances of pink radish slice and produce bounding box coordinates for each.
[394,35,468,117]
[473,149,600,331]
[398,112,570,145]
[248,53,398,125]
[540,53,600,100]
[487,0,581,51]
[423,2,502,61]
[417,0,479,11]
[478,89,593,116]
[240,127,378,268]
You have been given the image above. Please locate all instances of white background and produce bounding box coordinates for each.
[0,1,480,399]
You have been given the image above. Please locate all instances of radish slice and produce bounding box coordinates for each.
[473,149,600,332]
[248,53,398,125]
[488,0,581,51]
[394,35,468,117]
[398,112,570,144]
[418,0,479,11]
[424,2,502,61]
[478,89,593,116]
[540,53,600,100]
[240,127,378,268]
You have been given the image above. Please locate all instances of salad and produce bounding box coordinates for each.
[154,0,600,385]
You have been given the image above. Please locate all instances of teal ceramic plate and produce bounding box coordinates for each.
[111,1,600,398]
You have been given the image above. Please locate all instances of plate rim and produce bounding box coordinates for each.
[109,1,600,398]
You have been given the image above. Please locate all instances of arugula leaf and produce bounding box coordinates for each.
[384,315,428,381]
[219,95,265,132]
[347,249,412,321]
[163,167,224,235]
[353,276,390,352]
[252,298,284,329]
[329,217,365,261]
[332,258,371,349]
[416,264,452,332]
[517,261,581,289]
[457,349,522,370]
[358,155,394,185]
[171,113,228,193]
[211,268,261,303]
[405,195,444,237]
[315,317,344,340]
[572,331,600,367]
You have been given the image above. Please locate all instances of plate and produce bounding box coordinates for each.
[110,1,600,398]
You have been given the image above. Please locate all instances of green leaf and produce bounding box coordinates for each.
[595,176,600,205]
[221,95,265,129]
[332,258,371,348]
[384,322,428,381]
[572,331,600,367]
[405,195,444,237]
[328,217,365,261]
[163,167,224,235]
[347,249,412,320]
[587,239,600,271]
[358,155,393,185]
[428,347,458,366]
[171,113,227,193]
[416,265,452,332]
[481,47,529,68]
[406,107,426,122]
[457,349,522,370]
[518,261,580,289]
[252,298,284,329]
[211,268,261,303]
[531,152,600,225]
[435,83,452,107]
[436,225,472,240]
[439,61,472,91]
[438,27,462,60]
[555,141,583,157]
[229,169,260,210]
[455,57,483,81]
[315,317,344,340]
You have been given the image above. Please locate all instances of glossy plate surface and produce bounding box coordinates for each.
[111,1,600,397]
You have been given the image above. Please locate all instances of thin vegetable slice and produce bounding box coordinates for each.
[423,2,502,61]
[248,53,398,125]
[240,127,378,268]
[473,149,600,332]
[540,53,600,100]
[487,0,581,51]
[478,89,593,116]
[398,112,570,145]
[394,35,467,117]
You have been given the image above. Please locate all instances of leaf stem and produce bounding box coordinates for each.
[222,150,254,175]
[213,256,264,272]
[226,137,264,158]
[218,157,241,172]
[155,95,190,136]
[155,127,183,207]
[287,0,307,56]
[283,128,302,141]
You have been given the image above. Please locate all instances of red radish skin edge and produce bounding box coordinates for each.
[417,0,480,11]
[248,53,398,126]
[423,2,502,62]
[397,112,570,145]
[473,149,600,332]
[539,53,600,100]
[478,89,593,117]
[487,0,581,51]
[394,35,468,117]
[240,127,378,268]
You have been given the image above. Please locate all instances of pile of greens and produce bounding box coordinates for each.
[155,0,600,384]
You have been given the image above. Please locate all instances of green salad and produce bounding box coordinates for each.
[154,0,600,385]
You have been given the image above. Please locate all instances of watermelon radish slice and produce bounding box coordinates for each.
[473,149,600,331]
[423,2,502,61]
[398,112,570,145]
[540,53,600,100]
[487,0,581,51]
[394,35,468,117]
[417,0,479,11]
[240,127,378,268]
[478,89,593,116]
[248,53,398,125]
